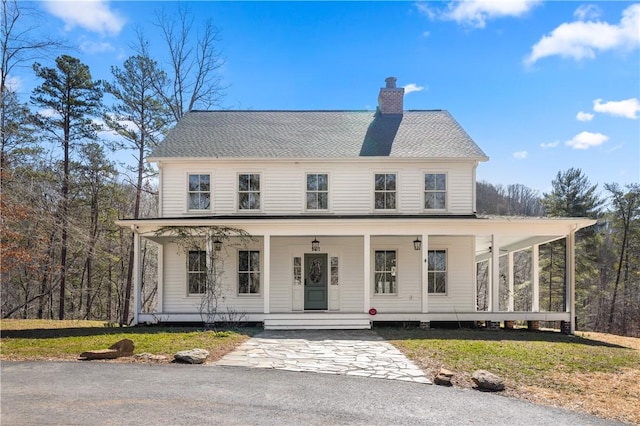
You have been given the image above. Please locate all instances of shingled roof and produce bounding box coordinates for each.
[149,109,488,160]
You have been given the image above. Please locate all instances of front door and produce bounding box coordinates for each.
[304,253,328,310]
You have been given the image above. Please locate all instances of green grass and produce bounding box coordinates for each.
[376,327,640,403]
[0,319,258,360]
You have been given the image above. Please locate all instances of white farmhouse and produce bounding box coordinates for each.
[117,77,594,332]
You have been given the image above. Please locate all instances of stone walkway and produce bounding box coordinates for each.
[216,329,432,384]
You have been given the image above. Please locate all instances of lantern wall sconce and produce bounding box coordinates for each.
[413,237,422,251]
[311,237,320,252]
[213,238,223,252]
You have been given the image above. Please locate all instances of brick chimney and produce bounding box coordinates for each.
[378,77,404,115]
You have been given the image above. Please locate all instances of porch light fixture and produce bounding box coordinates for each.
[311,237,320,252]
[213,238,223,252]
[413,237,422,251]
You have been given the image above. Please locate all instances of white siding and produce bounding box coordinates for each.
[158,160,476,217]
[426,236,476,312]
[160,234,475,315]
[161,238,265,314]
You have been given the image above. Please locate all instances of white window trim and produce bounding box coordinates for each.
[237,172,262,212]
[427,248,448,296]
[423,171,448,212]
[373,247,399,296]
[186,172,212,213]
[373,172,398,212]
[304,172,330,213]
[237,248,262,296]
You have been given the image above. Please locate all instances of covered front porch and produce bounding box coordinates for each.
[120,216,595,333]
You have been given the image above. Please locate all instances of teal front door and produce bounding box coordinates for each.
[304,253,328,310]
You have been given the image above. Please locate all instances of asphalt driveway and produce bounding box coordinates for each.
[1,361,621,425]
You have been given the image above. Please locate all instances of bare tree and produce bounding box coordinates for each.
[146,5,226,121]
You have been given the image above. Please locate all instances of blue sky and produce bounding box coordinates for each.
[12,1,640,194]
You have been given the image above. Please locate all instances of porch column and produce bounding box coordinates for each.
[421,234,429,313]
[263,234,271,314]
[490,235,500,312]
[363,234,371,313]
[507,251,514,312]
[531,244,540,312]
[566,230,576,333]
[157,243,164,313]
[132,229,141,325]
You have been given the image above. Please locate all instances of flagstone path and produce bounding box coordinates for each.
[216,329,432,384]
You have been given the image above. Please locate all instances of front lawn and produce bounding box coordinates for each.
[0,319,257,362]
[376,327,640,425]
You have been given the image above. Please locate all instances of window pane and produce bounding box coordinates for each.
[386,192,396,209]
[374,174,385,191]
[239,251,248,271]
[250,174,260,191]
[375,193,385,209]
[200,193,210,209]
[317,193,328,209]
[375,251,385,270]
[238,193,248,209]
[436,174,446,191]
[250,273,260,293]
[385,174,396,190]
[239,274,249,294]
[386,251,396,270]
[198,175,210,191]
[435,192,446,209]
[425,174,435,191]
[250,251,260,271]
[425,193,435,209]
[189,175,200,191]
[249,193,260,209]
[307,174,317,191]
[435,272,446,293]
[317,174,328,191]
[239,174,249,191]
[306,192,317,209]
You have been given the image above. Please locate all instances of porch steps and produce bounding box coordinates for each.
[264,313,371,330]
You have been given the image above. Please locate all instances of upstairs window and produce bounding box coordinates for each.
[428,250,447,294]
[425,173,446,210]
[306,173,328,210]
[238,174,260,210]
[188,250,207,295]
[188,174,210,210]
[374,173,396,210]
[238,250,260,294]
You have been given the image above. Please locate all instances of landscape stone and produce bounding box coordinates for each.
[174,348,209,364]
[79,349,120,360]
[134,353,168,362]
[472,370,505,391]
[109,339,135,356]
[434,368,454,386]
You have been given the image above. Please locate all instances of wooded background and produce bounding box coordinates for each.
[2,1,638,336]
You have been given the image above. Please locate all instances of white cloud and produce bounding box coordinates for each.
[403,83,426,94]
[576,111,594,122]
[525,4,640,65]
[574,4,601,21]
[5,75,22,91]
[43,0,125,36]
[593,98,640,119]
[441,0,540,28]
[540,141,560,149]
[513,150,528,159]
[565,131,608,149]
[80,39,115,54]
